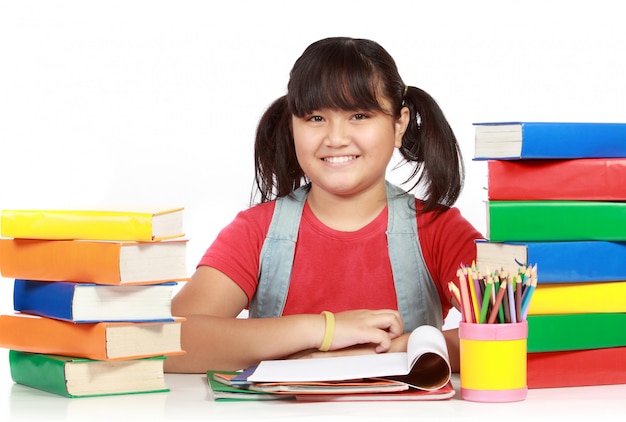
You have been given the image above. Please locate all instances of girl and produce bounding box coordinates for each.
[165,37,483,374]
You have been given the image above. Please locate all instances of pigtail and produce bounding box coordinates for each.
[253,95,306,204]
[400,86,464,213]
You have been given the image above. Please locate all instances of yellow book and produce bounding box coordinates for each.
[1,208,184,241]
[528,280,626,315]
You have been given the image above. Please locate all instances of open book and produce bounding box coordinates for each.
[247,325,451,393]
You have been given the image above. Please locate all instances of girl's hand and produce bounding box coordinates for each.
[288,332,410,360]
[289,309,402,360]
[329,309,403,352]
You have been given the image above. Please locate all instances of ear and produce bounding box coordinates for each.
[394,106,410,148]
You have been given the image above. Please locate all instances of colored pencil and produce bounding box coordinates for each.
[448,281,463,315]
[506,277,516,323]
[502,283,511,323]
[521,273,538,319]
[479,276,493,324]
[487,281,507,324]
[492,273,505,323]
[515,275,523,323]
[457,268,474,323]
[466,266,481,322]
[452,263,537,324]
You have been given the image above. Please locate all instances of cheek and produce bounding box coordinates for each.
[292,136,315,173]
[292,128,317,157]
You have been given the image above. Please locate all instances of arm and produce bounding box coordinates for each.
[443,328,460,373]
[286,327,460,372]
[164,266,404,373]
[416,205,480,374]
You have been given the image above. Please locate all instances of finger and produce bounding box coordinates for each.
[370,309,404,337]
[354,325,394,353]
[373,332,392,353]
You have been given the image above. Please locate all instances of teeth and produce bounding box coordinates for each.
[324,156,356,163]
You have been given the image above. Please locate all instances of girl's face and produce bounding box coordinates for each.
[292,99,409,198]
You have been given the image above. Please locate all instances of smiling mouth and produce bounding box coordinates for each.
[323,155,358,164]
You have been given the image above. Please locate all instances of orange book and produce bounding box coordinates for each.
[0,313,185,360]
[0,238,189,285]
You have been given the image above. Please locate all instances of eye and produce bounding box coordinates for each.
[307,115,324,122]
[352,113,367,120]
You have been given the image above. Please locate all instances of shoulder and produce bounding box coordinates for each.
[414,198,483,271]
[236,201,276,224]
[210,201,276,247]
[414,198,483,268]
[414,199,476,231]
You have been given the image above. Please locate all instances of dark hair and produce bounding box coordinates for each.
[253,37,464,213]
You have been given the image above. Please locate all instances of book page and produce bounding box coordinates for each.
[385,325,451,391]
[247,325,450,387]
[248,351,409,383]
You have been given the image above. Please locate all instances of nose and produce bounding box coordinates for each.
[324,120,350,147]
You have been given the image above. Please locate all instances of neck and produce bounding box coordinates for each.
[306,183,388,231]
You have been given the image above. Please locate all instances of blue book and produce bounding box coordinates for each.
[13,279,176,322]
[473,122,626,160]
[476,240,626,283]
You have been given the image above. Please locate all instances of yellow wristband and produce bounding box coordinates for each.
[319,311,335,352]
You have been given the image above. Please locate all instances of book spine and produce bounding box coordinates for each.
[0,210,154,241]
[528,281,626,315]
[476,240,626,282]
[521,122,626,159]
[487,201,626,241]
[0,314,109,360]
[0,239,122,284]
[527,313,626,352]
[9,350,71,397]
[487,159,626,201]
[13,279,76,320]
[527,347,626,388]
[526,241,626,282]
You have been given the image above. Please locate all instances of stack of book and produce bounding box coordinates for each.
[0,208,189,397]
[473,121,626,389]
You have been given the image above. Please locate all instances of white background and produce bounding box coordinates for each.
[1,0,625,329]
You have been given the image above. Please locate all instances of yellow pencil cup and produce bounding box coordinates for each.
[459,321,528,402]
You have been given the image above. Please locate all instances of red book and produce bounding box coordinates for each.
[527,347,626,388]
[487,158,626,200]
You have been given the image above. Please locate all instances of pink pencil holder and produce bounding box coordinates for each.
[459,321,528,402]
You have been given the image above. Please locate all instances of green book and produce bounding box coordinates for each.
[487,200,626,242]
[207,370,294,401]
[9,351,170,398]
[207,371,294,401]
[527,313,626,352]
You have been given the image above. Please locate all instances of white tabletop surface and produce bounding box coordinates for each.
[1,348,626,421]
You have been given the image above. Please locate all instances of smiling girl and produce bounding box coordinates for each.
[165,37,483,374]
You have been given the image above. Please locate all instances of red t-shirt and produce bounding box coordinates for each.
[199,200,483,320]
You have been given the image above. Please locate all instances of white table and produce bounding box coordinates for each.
[1,348,626,421]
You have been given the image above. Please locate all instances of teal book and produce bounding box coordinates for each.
[486,200,626,242]
[473,121,626,160]
[527,313,626,353]
[9,351,169,398]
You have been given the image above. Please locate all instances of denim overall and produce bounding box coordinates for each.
[249,181,443,332]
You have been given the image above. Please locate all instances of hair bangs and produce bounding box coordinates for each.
[287,40,385,117]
